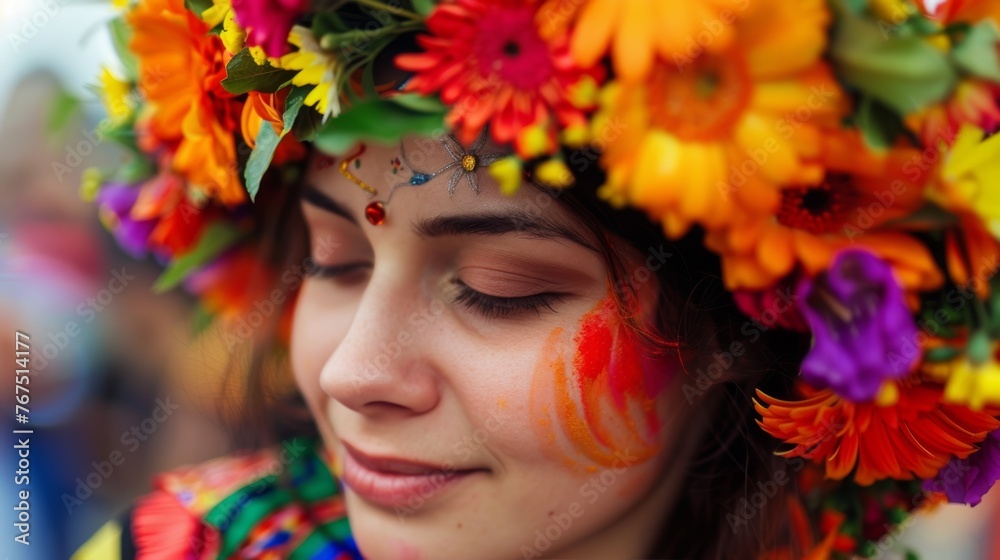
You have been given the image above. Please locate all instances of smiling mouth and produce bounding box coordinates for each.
[338,441,487,509]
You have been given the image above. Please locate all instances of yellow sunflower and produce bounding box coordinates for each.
[591,0,846,238]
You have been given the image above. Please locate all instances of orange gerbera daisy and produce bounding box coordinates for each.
[538,0,743,83]
[127,0,245,205]
[704,130,944,291]
[755,383,1000,486]
[592,0,846,238]
[395,0,603,153]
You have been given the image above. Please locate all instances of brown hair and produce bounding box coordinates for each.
[543,166,810,559]
[226,148,810,559]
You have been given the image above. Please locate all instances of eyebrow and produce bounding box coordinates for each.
[301,184,596,252]
[415,213,597,252]
[301,184,358,225]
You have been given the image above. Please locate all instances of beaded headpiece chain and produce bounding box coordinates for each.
[339,128,504,225]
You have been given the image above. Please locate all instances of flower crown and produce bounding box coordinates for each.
[87,0,1000,556]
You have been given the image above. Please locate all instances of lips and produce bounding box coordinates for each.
[338,441,485,509]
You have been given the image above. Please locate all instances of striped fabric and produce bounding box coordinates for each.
[73,438,362,560]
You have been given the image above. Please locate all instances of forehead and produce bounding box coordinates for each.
[302,135,587,236]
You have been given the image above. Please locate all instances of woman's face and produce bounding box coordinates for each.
[291,136,687,559]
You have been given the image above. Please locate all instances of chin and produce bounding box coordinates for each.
[344,492,492,560]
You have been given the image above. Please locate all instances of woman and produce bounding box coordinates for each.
[74,0,1000,558]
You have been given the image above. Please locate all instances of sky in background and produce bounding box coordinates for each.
[0,0,117,120]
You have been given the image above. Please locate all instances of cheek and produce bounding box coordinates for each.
[289,283,344,404]
[528,296,676,474]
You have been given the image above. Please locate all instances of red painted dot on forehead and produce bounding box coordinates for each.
[365,201,386,225]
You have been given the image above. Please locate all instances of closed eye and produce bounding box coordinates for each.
[451,279,565,320]
[307,262,372,279]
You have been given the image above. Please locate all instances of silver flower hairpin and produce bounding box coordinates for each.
[358,128,505,225]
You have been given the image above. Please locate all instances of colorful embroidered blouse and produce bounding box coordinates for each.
[71,438,361,560]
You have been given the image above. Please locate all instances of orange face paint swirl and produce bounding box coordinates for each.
[530,296,674,470]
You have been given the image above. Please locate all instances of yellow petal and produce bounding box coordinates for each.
[489,157,523,196]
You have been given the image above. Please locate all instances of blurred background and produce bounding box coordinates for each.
[0,2,234,559]
[0,1,998,560]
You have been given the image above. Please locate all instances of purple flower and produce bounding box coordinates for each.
[925,429,1000,506]
[95,183,156,259]
[231,0,310,58]
[797,249,918,402]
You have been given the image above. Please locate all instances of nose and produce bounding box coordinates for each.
[319,269,442,418]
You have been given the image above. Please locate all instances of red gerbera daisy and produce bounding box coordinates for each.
[755,382,1000,486]
[395,0,602,154]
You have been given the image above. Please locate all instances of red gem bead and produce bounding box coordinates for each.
[365,201,386,225]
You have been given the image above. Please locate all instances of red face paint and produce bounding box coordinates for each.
[530,294,676,470]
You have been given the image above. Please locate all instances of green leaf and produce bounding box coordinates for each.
[831,0,957,114]
[282,87,309,133]
[952,21,1000,82]
[389,93,447,113]
[313,11,350,37]
[191,305,216,336]
[855,96,906,149]
[47,90,81,136]
[153,222,244,293]
[108,18,138,81]
[221,49,296,95]
[361,62,379,98]
[116,158,156,184]
[411,0,437,16]
[923,346,960,363]
[243,87,308,200]
[184,0,214,16]
[244,125,281,202]
[313,97,447,155]
[881,202,958,229]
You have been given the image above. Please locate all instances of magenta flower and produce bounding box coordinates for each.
[231,0,310,58]
[96,184,157,259]
[797,249,918,402]
[732,278,808,332]
[925,429,1000,506]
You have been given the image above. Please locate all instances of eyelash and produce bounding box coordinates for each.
[306,262,371,279]
[451,279,564,320]
[306,263,565,319]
